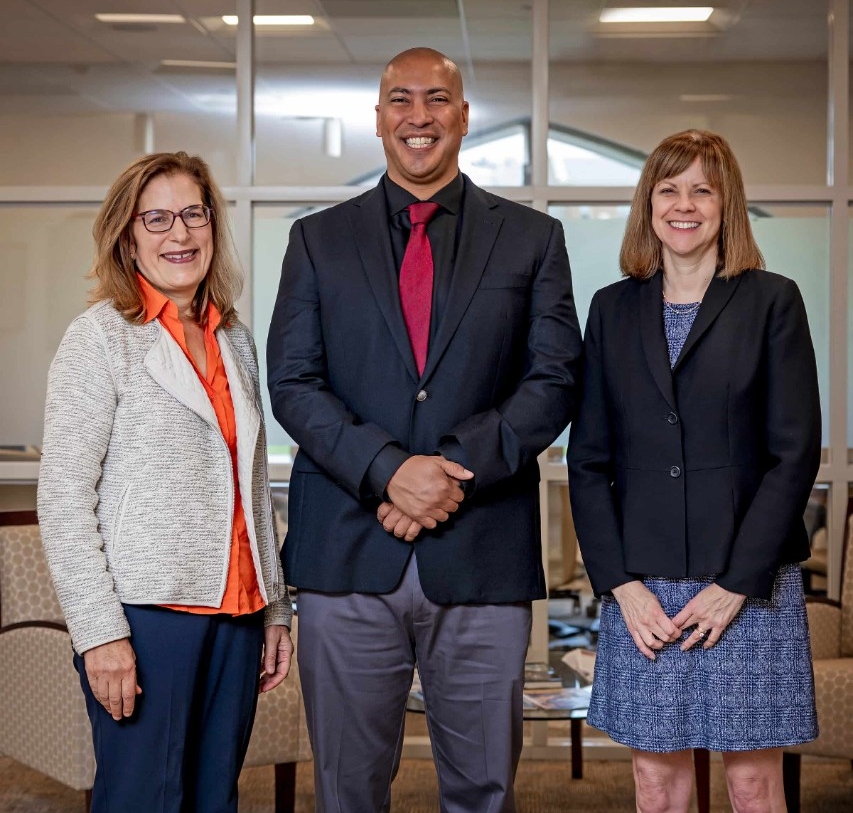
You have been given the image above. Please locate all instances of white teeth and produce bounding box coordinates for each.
[163,250,196,259]
[669,221,700,230]
[405,137,436,148]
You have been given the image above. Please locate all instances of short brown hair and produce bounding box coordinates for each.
[89,151,241,325]
[619,130,764,279]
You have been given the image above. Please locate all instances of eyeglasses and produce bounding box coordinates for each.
[134,204,213,233]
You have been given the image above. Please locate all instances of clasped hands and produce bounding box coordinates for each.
[376,454,474,542]
[611,580,746,661]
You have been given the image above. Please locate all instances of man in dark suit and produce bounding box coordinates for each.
[267,47,582,812]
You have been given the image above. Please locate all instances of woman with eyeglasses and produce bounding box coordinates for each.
[37,151,292,813]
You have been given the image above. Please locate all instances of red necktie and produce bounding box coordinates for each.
[399,201,440,376]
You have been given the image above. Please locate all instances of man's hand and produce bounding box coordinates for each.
[260,625,293,692]
[83,638,142,720]
[385,455,474,528]
[377,501,423,541]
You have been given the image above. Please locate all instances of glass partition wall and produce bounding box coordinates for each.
[1,1,850,605]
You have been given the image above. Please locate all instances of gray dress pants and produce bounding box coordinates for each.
[297,554,533,813]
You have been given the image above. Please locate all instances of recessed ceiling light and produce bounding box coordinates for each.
[221,15,315,26]
[160,60,236,70]
[95,13,186,24]
[600,7,714,24]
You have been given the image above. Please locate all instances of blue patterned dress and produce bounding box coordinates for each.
[585,301,818,752]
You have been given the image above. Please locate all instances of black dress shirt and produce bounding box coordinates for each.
[364,173,467,497]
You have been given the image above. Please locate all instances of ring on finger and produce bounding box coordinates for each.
[695,626,710,642]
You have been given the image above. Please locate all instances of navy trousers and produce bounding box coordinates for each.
[74,605,265,813]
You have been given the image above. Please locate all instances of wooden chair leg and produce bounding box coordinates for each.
[274,762,297,813]
[693,748,710,813]
[84,788,92,813]
[782,752,801,813]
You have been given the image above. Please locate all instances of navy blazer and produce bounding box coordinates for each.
[267,175,583,604]
[567,269,821,600]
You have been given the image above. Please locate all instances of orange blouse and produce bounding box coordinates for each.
[138,273,264,615]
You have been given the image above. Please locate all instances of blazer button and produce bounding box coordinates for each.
[416,390,428,402]
[670,466,681,478]
[666,412,679,424]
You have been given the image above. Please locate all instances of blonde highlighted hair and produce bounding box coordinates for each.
[620,129,764,279]
[88,151,241,325]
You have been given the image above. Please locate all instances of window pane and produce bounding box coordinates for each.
[750,205,830,446]
[252,203,330,453]
[548,204,627,448]
[0,206,96,445]
[549,2,827,185]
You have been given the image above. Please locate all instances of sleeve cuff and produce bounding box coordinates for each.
[363,444,411,499]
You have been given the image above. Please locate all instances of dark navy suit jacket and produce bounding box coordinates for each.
[567,269,821,600]
[267,174,583,604]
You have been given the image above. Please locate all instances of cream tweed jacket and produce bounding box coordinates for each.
[37,300,291,655]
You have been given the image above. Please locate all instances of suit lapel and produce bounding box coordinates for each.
[673,274,741,371]
[347,184,420,382]
[639,272,676,408]
[421,181,503,381]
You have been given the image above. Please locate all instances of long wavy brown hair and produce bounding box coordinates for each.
[88,151,241,326]
[620,130,764,280]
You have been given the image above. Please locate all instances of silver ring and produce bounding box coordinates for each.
[696,627,709,641]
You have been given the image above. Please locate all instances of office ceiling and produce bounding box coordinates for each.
[0,0,833,114]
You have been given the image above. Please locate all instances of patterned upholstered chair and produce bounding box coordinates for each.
[0,516,95,808]
[0,514,312,813]
[783,501,853,813]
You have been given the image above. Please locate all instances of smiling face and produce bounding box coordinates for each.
[651,157,722,271]
[130,172,213,308]
[375,49,469,199]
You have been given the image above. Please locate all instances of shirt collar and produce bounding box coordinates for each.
[383,172,464,219]
[136,271,221,331]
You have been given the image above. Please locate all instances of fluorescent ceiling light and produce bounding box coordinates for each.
[95,13,186,24]
[222,15,315,26]
[161,60,236,70]
[600,7,714,23]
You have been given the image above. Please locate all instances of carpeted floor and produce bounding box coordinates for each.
[2,754,852,812]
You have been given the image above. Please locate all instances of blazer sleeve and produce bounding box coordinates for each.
[436,218,582,492]
[566,292,634,596]
[267,219,403,499]
[715,278,822,598]
[37,314,131,654]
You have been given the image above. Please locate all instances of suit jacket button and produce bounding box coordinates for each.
[667,412,679,424]
[416,390,428,402]
[670,466,681,478]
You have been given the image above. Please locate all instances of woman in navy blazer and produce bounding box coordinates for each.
[568,130,820,813]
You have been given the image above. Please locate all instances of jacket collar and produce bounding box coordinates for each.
[143,324,259,455]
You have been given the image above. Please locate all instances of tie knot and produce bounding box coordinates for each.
[407,201,440,228]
